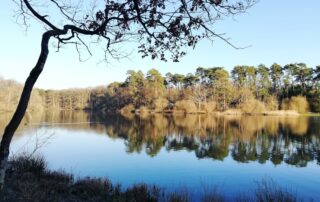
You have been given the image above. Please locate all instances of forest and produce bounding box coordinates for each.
[1,62,320,114]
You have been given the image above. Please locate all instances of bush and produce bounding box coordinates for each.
[124,184,160,202]
[238,98,266,114]
[201,101,216,113]
[174,100,198,114]
[153,98,169,112]
[264,96,278,111]
[282,96,309,113]
[10,155,47,175]
[72,178,113,199]
[120,104,135,115]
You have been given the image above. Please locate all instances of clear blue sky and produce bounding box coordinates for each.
[0,0,319,89]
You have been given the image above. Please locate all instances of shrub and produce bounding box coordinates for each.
[72,178,113,199]
[10,154,47,176]
[201,101,216,113]
[281,99,290,110]
[264,96,278,111]
[238,99,266,114]
[153,98,169,112]
[174,100,198,114]
[309,96,320,113]
[281,96,309,113]
[124,184,160,202]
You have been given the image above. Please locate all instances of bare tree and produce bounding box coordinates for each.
[0,0,256,188]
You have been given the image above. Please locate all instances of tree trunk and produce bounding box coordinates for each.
[0,31,53,189]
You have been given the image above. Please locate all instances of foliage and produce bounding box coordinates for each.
[264,96,279,111]
[0,79,43,112]
[174,100,198,114]
[10,154,47,176]
[282,96,309,113]
[238,98,266,114]
[152,98,169,112]
[201,101,217,113]
[2,61,320,113]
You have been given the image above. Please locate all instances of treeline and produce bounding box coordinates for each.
[0,78,43,112]
[42,88,92,110]
[0,78,95,112]
[1,62,320,113]
[92,63,320,113]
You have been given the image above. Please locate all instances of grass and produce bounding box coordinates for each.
[299,112,320,117]
[0,155,307,202]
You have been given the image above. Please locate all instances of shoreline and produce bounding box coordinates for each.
[1,155,306,202]
[123,109,304,117]
[3,109,318,117]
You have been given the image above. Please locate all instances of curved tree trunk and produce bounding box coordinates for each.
[0,31,53,189]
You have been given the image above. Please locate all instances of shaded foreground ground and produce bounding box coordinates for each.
[0,155,307,202]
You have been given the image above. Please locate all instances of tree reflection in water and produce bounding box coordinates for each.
[1,111,320,167]
[92,113,320,167]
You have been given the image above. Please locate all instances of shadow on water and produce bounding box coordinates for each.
[3,110,319,167]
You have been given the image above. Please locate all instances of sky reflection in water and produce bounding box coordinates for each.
[2,111,320,200]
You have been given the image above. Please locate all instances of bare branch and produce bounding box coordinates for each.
[23,0,58,30]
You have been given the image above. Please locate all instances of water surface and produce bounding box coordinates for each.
[1,111,320,200]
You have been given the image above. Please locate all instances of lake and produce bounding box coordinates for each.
[1,110,320,200]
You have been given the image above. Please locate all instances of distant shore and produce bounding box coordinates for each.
[123,109,303,117]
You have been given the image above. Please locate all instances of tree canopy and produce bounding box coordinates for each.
[17,0,256,61]
[0,0,256,188]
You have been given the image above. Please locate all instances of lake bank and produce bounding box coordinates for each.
[123,109,302,116]
[0,155,303,202]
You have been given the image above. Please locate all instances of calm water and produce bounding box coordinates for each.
[1,111,320,200]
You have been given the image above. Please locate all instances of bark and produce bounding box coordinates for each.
[0,30,53,189]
